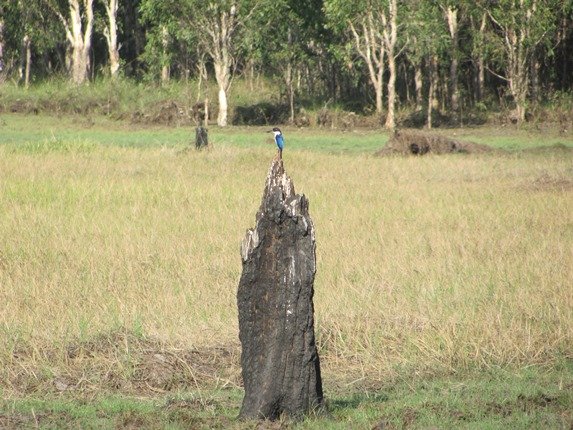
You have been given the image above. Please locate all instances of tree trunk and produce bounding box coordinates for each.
[204,5,238,127]
[475,12,487,102]
[53,0,94,84]
[530,53,540,103]
[70,0,93,84]
[104,0,121,79]
[214,54,230,126]
[427,54,438,129]
[385,53,396,129]
[382,0,398,130]
[24,35,31,88]
[286,28,295,124]
[374,60,384,114]
[161,26,169,83]
[238,158,323,421]
[476,56,485,102]
[414,63,423,110]
[349,13,385,115]
[286,61,295,123]
[217,85,228,127]
[0,18,5,83]
[204,98,209,126]
[445,6,459,121]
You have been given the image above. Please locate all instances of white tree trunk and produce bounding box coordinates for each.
[24,35,31,88]
[427,54,439,129]
[71,0,93,84]
[382,0,398,130]
[161,26,170,83]
[385,53,396,129]
[214,56,230,126]
[104,0,121,79]
[209,6,235,127]
[349,9,385,115]
[217,86,228,127]
[373,55,384,114]
[476,12,487,102]
[445,6,459,120]
[53,0,94,84]
[488,0,538,122]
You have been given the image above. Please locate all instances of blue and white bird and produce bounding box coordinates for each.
[269,127,284,159]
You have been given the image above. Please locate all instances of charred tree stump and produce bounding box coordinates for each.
[238,158,323,421]
[192,101,209,150]
[195,126,208,149]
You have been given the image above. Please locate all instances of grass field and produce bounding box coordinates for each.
[1,113,572,428]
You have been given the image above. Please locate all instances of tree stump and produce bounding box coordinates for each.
[237,158,323,421]
[195,126,208,149]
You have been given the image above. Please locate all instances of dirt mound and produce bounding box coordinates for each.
[232,102,290,125]
[130,101,191,126]
[376,130,498,156]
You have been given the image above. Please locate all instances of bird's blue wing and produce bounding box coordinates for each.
[275,134,285,150]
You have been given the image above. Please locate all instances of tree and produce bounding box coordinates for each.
[203,2,239,127]
[246,0,313,123]
[325,0,385,114]
[469,7,488,102]
[484,0,558,122]
[325,0,401,129]
[441,2,460,120]
[403,0,449,128]
[140,0,257,126]
[103,0,121,79]
[0,11,5,83]
[381,0,398,129]
[47,0,95,84]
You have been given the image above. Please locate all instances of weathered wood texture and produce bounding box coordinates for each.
[238,158,323,420]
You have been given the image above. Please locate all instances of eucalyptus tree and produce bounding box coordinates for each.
[0,5,7,82]
[468,5,489,102]
[139,0,179,83]
[403,0,449,128]
[439,0,461,120]
[102,0,120,79]
[324,0,386,115]
[45,0,95,84]
[247,0,317,123]
[324,0,401,129]
[140,0,258,126]
[483,0,558,122]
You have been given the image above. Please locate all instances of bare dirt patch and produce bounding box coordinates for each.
[529,172,573,192]
[5,331,241,397]
[376,130,499,156]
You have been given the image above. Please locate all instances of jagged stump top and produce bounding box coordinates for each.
[241,158,313,262]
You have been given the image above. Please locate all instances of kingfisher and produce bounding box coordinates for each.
[269,127,284,159]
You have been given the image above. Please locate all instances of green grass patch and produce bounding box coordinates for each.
[2,365,572,429]
[2,113,572,154]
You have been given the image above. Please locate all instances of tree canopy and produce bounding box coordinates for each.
[1,0,572,126]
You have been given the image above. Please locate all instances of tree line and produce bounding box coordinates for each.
[0,0,571,128]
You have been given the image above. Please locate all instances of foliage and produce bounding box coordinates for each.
[0,0,572,119]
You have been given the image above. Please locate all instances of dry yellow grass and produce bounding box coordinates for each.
[1,143,572,389]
